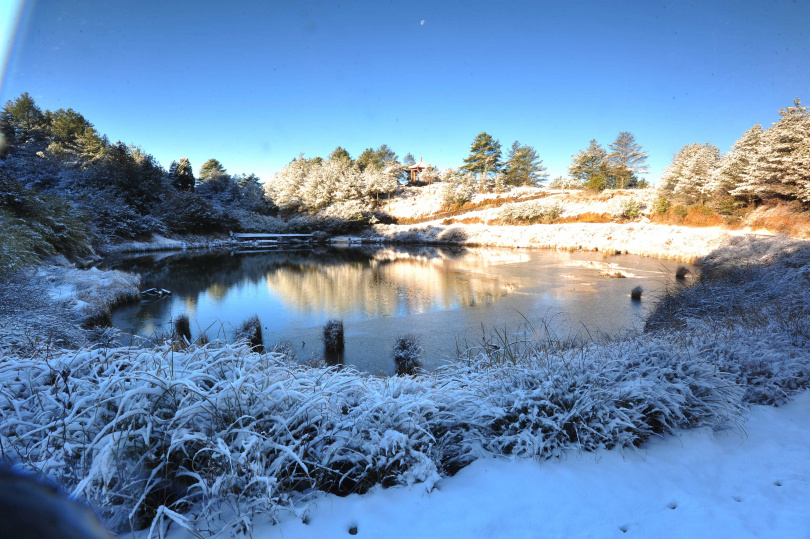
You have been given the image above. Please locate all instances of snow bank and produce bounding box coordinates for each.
[102,234,231,254]
[36,264,141,326]
[372,221,736,262]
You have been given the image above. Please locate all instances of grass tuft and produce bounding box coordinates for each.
[393,335,424,375]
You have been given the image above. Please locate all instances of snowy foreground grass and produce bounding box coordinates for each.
[1,237,809,537]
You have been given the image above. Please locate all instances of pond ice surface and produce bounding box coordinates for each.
[110,245,689,374]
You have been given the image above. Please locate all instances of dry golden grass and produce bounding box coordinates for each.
[650,205,727,228]
[746,203,810,238]
[556,212,614,224]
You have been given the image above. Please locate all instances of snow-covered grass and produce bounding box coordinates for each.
[2,294,809,535]
[1,236,809,537]
[255,391,810,538]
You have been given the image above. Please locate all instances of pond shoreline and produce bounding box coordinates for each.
[102,222,774,264]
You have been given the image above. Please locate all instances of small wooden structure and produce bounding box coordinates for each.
[408,157,431,183]
[229,232,314,249]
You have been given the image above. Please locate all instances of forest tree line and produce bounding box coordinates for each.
[1,91,808,274]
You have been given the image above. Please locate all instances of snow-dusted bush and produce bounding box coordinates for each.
[499,201,563,224]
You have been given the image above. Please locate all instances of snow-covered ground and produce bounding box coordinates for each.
[253,391,810,539]
[371,221,739,262]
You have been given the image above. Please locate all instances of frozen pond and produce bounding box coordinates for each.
[109,245,689,374]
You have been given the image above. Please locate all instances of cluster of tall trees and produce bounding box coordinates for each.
[659,98,810,207]
[266,148,399,213]
[459,132,549,188]
[0,93,273,243]
[568,132,649,190]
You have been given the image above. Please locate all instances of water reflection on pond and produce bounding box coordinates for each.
[109,245,688,374]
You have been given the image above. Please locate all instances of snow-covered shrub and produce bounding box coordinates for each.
[393,335,423,375]
[499,201,562,224]
[436,226,467,243]
[155,190,236,235]
[619,198,642,219]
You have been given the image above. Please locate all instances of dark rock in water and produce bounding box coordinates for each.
[0,465,110,538]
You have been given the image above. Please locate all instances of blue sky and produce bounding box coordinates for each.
[1,0,808,183]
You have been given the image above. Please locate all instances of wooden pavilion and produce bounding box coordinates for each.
[407,157,431,183]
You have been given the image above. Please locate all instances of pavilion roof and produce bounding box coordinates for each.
[408,158,430,170]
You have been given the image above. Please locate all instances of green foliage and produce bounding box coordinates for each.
[329,146,352,162]
[198,158,227,181]
[620,198,642,219]
[1,92,45,144]
[504,140,548,186]
[608,131,648,188]
[355,144,398,172]
[569,139,610,189]
[0,169,92,271]
[169,157,195,191]
[652,196,671,215]
[461,132,503,179]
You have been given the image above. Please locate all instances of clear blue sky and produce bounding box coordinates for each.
[1,0,808,184]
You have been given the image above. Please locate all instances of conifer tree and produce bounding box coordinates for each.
[169,157,195,191]
[748,98,810,201]
[716,124,763,200]
[329,146,352,162]
[198,158,227,181]
[504,141,548,186]
[608,131,648,189]
[1,92,45,145]
[569,139,610,189]
[461,132,503,179]
[659,143,720,204]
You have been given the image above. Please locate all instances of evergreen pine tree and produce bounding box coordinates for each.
[198,158,227,181]
[169,157,195,191]
[718,124,763,200]
[461,132,503,180]
[504,141,548,186]
[1,92,45,145]
[607,131,648,189]
[569,139,610,189]
[748,98,810,201]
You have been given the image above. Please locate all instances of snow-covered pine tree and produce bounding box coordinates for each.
[747,98,810,201]
[569,139,610,189]
[664,143,720,205]
[608,131,648,189]
[461,132,503,181]
[716,124,763,201]
[504,140,548,187]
